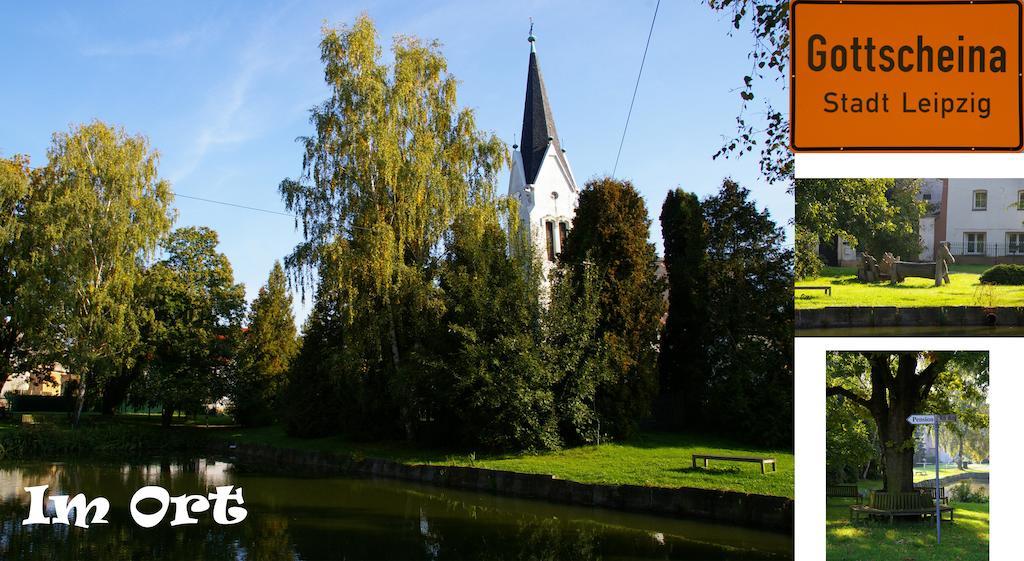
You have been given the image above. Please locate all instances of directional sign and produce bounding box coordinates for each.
[907,414,957,425]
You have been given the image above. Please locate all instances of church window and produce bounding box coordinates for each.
[545,220,556,261]
[558,222,568,254]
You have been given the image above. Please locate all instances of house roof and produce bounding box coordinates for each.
[519,35,569,185]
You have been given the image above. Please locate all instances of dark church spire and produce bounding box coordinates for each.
[519,25,563,185]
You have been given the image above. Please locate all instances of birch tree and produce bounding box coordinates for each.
[21,121,174,424]
[279,16,506,436]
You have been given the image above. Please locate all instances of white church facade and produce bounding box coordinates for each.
[507,30,580,280]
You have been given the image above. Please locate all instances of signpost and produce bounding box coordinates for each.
[907,413,957,544]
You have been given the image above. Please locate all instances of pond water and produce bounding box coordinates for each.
[0,458,793,560]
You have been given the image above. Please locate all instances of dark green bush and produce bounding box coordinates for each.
[979,264,1024,285]
[0,423,206,460]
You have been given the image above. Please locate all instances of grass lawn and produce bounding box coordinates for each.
[913,464,989,483]
[795,266,1024,309]
[209,425,794,498]
[826,498,988,561]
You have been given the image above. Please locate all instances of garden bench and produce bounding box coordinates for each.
[849,490,954,524]
[795,285,832,296]
[849,504,954,524]
[826,483,862,503]
[692,454,776,474]
[916,485,949,505]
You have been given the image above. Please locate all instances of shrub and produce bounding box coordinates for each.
[795,227,823,279]
[950,481,989,503]
[979,264,1024,285]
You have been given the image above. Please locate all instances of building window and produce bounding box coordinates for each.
[922,193,932,202]
[1009,233,1024,255]
[1018,190,1024,210]
[545,220,556,262]
[558,222,568,253]
[972,190,987,210]
[965,232,986,255]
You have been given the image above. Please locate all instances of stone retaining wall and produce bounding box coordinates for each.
[796,306,1024,330]
[213,441,794,533]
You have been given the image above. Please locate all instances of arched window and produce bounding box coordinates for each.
[544,220,556,261]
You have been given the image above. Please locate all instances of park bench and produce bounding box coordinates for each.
[826,483,862,503]
[795,286,831,296]
[849,491,955,524]
[850,504,954,524]
[692,454,777,474]
[916,485,949,505]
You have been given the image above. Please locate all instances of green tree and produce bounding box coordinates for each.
[795,178,925,276]
[138,227,245,427]
[278,16,506,437]
[559,177,666,438]
[700,180,793,446]
[20,122,174,424]
[282,278,350,438]
[429,202,558,450]
[544,261,608,445]
[656,189,707,429]
[826,351,988,492]
[230,261,298,426]
[826,394,878,483]
[0,156,43,390]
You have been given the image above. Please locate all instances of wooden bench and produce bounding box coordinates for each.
[850,490,955,524]
[795,285,831,296]
[850,504,954,524]
[826,483,862,504]
[692,454,777,474]
[916,486,949,505]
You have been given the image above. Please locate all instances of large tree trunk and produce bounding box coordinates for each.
[877,411,916,492]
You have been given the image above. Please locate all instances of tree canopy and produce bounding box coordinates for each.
[230,261,298,426]
[136,227,246,427]
[278,15,507,438]
[17,121,175,423]
[706,0,791,184]
[658,180,793,446]
[559,177,666,438]
[826,351,988,491]
[795,178,925,277]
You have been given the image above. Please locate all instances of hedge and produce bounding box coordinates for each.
[4,393,73,412]
[979,264,1024,285]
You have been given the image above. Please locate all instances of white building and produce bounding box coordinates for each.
[940,179,1024,260]
[507,30,580,282]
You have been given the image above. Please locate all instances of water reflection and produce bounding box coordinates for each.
[0,459,793,560]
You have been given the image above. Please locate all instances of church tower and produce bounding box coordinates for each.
[508,27,580,281]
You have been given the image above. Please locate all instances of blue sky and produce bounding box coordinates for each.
[1,0,792,323]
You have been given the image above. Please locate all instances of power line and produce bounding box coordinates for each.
[612,0,661,177]
[16,161,296,219]
[174,193,296,218]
